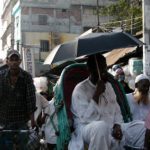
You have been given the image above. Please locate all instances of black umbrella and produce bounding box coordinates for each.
[44,42,76,65]
[44,31,144,65]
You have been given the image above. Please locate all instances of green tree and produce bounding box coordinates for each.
[99,0,142,34]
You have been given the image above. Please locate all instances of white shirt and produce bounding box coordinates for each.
[69,78,123,150]
[121,120,146,149]
[44,98,58,144]
[71,78,123,129]
[126,93,150,121]
[34,92,49,121]
[111,120,146,150]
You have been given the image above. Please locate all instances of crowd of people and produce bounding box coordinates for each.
[0,49,150,150]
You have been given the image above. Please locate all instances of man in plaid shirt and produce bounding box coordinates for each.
[0,50,36,149]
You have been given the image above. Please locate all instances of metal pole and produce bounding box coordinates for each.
[97,0,100,28]
[80,4,83,33]
[131,3,133,34]
[143,0,150,78]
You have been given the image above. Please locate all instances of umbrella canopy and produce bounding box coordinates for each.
[44,41,76,65]
[44,31,144,65]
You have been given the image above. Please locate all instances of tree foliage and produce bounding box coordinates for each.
[99,0,142,20]
[98,0,142,33]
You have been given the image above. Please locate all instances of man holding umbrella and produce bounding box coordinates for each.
[68,53,123,150]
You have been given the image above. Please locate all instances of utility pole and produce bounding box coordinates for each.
[97,0,100,31]
[143,0,150,78]
[130,0,133,34]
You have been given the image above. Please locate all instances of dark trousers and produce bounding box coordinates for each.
[0,122,29,150]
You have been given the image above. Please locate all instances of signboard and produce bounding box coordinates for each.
[129,58,143,76]
[22,47,35,77]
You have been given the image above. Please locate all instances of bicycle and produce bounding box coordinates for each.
[36,127,48,150]
[0,128,32,150]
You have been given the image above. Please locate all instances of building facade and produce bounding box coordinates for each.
[1,0,17,58]
[1,0,116,75]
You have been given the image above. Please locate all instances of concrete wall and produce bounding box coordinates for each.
[21,0,71,9]
[1,0,12,50]
[22,32,51,60]
[22,31,77,61]
[20,0,113,34]
[143,0,150,77]
[71,0,116,6]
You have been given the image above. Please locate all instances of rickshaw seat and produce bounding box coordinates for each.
[54,63,132,150]
[62,63,89,124]
[61,63,132,124]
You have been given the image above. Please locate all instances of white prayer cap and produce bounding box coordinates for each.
[135,74,149,84]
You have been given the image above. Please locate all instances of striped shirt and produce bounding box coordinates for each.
[0,68,36,125]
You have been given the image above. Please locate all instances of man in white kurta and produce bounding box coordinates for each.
[34,92,50,122]
[44,98,58,145]
[126,92,150,121]
[68,54,123,150]
[126,74,150,121]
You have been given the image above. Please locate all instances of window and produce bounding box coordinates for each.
[40,40,49,52]
[38,15,48,25]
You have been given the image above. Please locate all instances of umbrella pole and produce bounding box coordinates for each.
[95,55,108,104]
[94,55,101,80]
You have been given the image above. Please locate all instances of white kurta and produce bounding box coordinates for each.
[68,78,123,150]
[126,93,150,121]
[110,120,146,150]
[44,98,58,144]
[34,92,49,121]
[121,120,146,149]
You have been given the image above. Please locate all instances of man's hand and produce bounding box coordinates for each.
[112,124,123,141]
[93,80,106,104]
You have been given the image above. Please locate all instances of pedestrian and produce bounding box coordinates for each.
[34,92,49,127]
[114,67,133,94]
[112,64,121,73]
[0,50,36,149]
[126,74,150,121]
[68,54,123,150]
[34,76,50,100]
[33,77,50,127]
[44,97,58,150]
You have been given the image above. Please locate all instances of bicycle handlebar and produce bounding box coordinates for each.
[0,128,35,133]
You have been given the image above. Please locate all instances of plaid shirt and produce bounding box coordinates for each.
[0,68,36,125]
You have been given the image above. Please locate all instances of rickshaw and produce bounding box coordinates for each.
[50,63,133,150]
